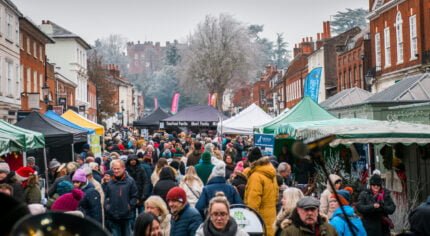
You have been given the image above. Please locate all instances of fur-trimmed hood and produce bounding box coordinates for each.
[247,156,276,179]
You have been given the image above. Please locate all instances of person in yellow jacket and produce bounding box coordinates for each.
[244,147,279,236]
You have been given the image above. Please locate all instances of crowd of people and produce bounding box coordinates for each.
[0,128,429,236]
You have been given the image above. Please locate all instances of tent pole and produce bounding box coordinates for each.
[43,148,49,191]
[23,152,27,167]
[71,144,75,162]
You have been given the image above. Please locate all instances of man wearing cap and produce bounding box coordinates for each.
[167,186,202,236]
[282,196,338,236]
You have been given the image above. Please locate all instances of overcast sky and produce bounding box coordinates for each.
[13,0,367,49]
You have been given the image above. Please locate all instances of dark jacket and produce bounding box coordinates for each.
[233,141,245,162]
[195,155,214,185]
[225,163,235,180]
[170,204,202,236]
[195,176,242,217]
[186,150,202,166]
[409,196,430,235]
[153,167,177,202]
[281,209,338,236]
[126,155,150,201]
[230,172,247,200]
[48,173,72,198]
[24,183,41,204]
[104,173,138,220]
[79,182,102,223]
[140,162,154,197]
[92,170,102,183]
[356,188,396,236]
[0,172,25,202]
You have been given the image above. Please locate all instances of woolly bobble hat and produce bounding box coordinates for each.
[211,161,226,178]
[166,187,187,204]
[72,169,87,183]
[248,147,262,163]
[331,189,351,206]
[0,161,10,174]
[51,188,84,212]
[369,174,383,186]
[56,180,74,196]
[15,166,35,182]
[234,161,244,173]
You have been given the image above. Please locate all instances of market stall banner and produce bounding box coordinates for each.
[160,121,218,127]
[303,67,323,102]
[254,133,275,155]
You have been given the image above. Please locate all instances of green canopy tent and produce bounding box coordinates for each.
[256,96,336,134]
[0,120,45,150]
[0,134,24,156]
[275,119,430,146]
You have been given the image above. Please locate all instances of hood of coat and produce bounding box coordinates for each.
[327,174,342,192]
[248,157,276,179]
[159,167,175,181]
[331,205,355,218]
[207,176,226,185]
[126,155,139,167]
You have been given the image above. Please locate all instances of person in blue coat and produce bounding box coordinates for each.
[329,189,367,236]
[167,187,202,236]
[72,168,102,224]
[195,161,242,218]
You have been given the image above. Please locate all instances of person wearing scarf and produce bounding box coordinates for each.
[196,192,248,236]
[357,174,396,236]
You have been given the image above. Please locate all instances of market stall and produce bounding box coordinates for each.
[45,110,95,135]
[160,105,226,132]
[217,103,272,135]
[133,107,171,134]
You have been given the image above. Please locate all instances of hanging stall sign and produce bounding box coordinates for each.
[254,133,275,155]
[230,205,265,235]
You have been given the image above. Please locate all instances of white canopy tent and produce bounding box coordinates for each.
[218,103,272,135]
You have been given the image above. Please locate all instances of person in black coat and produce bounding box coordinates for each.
[0,165,25,203]
[409,195,430,235]
[73,169,102,224]
[153,167,177,202]
[126,155,150,203]
[356,174,396,236]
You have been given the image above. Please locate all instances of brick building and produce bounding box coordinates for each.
[252,65,278,111]
[19,17,54,113]
[368,0,430,92]
[336,27,372,91]
[126,41,165,75]
[284,39,313,108]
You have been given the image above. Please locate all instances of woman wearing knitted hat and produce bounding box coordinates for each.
[51,188,84,212]
[329,189,367,236]
[356,174,396,236]
[72,168,103,223]
[195,161,242,218]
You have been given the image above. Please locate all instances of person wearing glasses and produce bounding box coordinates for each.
[196,192,248,236]
[281,196,337,236]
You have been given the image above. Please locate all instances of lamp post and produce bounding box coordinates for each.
[121,100,125,127]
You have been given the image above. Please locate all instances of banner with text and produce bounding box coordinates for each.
[253,133,275,156]
[303,67,323,102]
[154,97,158,110]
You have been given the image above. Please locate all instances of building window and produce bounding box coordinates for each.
[15,65,19,96]
[39,74,43,100]
[27,37,30,54]
[33,42,37,58]
[384,27,391,67]
[15,19,18,45]
[40,47,43,62]
[395,12,403,64]
[20,32,23,49]
[33,71,37,93]
[375,33,381,70]
[7,60,13,96]
[26,68,31,93]
[409,15,417,60]
[6,13,12,41]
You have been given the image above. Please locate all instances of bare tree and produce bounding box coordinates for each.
[93,34,129,74]
[87,51,118,123]
[178,14,261,110]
